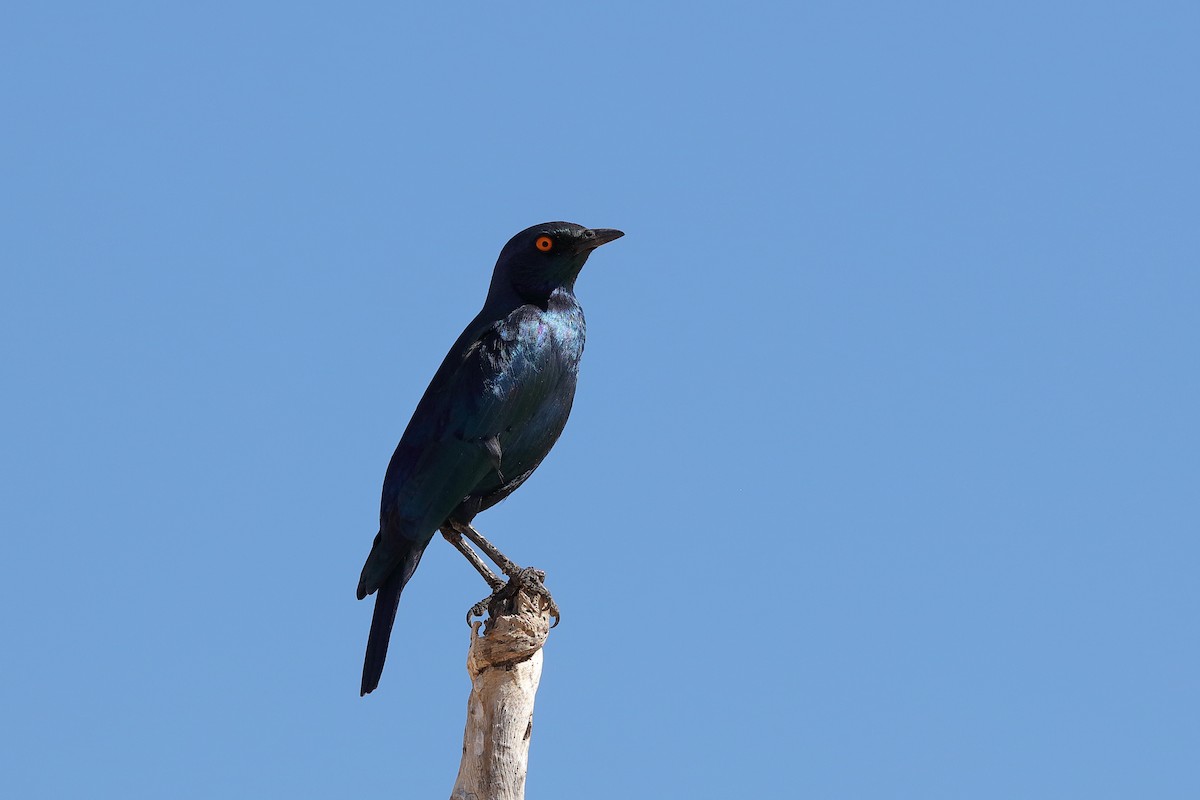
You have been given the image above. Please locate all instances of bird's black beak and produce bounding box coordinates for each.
[579,228,625,251]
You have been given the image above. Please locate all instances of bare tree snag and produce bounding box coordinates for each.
[450,587,553,800]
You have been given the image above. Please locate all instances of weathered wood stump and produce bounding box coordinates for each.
[449,587,553,800]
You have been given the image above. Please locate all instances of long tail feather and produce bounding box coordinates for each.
[359,539,425,695]
[361,572,403,695]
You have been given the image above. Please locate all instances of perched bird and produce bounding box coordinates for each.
[357,221,624,695]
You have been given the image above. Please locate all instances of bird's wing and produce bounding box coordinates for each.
[362,307,557,592]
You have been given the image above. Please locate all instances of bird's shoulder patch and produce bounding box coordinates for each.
[497,304,546,341]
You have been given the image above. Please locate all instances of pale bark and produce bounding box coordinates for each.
[449,589,553,800]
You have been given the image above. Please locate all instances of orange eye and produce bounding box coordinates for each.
[535,236,553,252]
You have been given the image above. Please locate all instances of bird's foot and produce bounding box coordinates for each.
[466,566,560,628]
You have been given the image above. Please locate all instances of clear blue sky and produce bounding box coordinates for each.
[3,2,1197,797]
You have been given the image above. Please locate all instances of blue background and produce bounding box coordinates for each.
[3,2,1197,797]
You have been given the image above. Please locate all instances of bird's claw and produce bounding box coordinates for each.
[464,565,560,627]
[509,567,560,624]
[466,599,489,625]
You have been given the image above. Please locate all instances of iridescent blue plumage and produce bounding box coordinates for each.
[357,221,623,695]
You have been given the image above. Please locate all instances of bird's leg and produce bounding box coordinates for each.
[454,522,520,576]
[447,521,560,627]
[440,525,506,592]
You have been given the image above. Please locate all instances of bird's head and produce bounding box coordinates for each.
[488,221,624,306]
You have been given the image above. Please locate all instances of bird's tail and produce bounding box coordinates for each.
[359,535,425,696]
